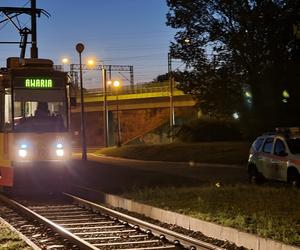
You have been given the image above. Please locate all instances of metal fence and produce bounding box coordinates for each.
[86,84,176,96]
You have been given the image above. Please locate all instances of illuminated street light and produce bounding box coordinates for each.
[184,38,190,44]
[233,112,240,120]
[245,91,252,98]
[87,59,95,66]
[107,80,112,92]
[61,57,70,72]
[75,43,87,161]
[282,90,290,99]
[112,80,121,147]
[113,80,120,87]
[62,57,69,64]
[87,57,109,147]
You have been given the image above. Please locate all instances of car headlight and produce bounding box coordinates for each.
[56,143,64,157]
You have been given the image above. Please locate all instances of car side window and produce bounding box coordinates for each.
[274,139,286,156]
[262,137,274,154]
[252,138,264,152]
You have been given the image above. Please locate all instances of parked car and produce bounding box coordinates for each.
[248,128,300,187]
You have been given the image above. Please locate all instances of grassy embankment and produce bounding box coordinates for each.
[97,142,300,245]
[124,185,300,246]
[96,141,250,164]
[0,220,31,250]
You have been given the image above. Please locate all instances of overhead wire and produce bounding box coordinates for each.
[22,0,31,7]
[0,0,31,32]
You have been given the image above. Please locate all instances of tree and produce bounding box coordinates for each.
[153,73,169,82]
[177,65,243,118]
[166,0,300,130]
[153,72,181,82]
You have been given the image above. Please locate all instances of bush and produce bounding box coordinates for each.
[175,118,243,142]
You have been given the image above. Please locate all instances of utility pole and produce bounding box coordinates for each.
[30,0,38,58]
[0,0,49,58]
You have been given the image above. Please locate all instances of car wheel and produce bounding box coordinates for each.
[248,166,263,184]
[288,170,300,188]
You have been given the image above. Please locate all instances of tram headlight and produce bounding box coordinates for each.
[56,149,64,157]
[18,144,28,158]
[56,143,64,157]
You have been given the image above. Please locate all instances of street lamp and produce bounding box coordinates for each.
[62,57,69,64]
[87,59,95,66]
[113,80,121,147]
[86,58,109,147]
[75,43,87,160]
[168,52,175,143]
[61,57,70,72]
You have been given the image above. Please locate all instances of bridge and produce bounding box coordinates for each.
[70,84,197,147]
[71,84,195,113]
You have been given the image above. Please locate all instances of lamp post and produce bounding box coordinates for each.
[113,80,121,147]
[61,57,69,72]
[75,43,87,160]
[87,59,109,147]
[102,67,109,147]
[168,52,175,143]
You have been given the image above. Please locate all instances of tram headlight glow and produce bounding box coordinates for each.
[18,143,28,158]
[18,149,27,158]
[56,149,64,157]
[56,143,64,157]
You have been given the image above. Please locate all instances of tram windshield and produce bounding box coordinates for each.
[12,89,67,132]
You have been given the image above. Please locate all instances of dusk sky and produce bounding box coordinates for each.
[0,0,178,88]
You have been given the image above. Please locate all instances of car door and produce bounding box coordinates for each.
[259,137,274,179]
[272,138,288,181]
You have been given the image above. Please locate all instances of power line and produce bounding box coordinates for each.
[22,1,31,7]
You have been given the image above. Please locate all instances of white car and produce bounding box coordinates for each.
[248,129,300,187]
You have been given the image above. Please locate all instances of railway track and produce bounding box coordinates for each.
[0,193,225,250]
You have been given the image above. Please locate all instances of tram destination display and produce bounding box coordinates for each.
[13,76,65,89]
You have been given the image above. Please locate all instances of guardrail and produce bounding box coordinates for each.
[86,85,176,96]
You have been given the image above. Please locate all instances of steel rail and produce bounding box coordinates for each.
[64,193,225,250]
[0,194,98,250]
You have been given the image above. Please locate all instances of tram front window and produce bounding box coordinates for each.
[13,89,67,132]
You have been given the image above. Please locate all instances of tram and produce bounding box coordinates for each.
[0,57,71,187]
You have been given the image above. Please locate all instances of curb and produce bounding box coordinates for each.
[101,192,299,250]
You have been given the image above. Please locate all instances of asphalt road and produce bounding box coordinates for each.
[7,154,247,195]
[67,153,248,193]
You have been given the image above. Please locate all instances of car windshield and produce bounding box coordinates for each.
[12,89,67,132]
[286,138,300,154]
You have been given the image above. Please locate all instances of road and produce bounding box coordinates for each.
[68,153,248,193]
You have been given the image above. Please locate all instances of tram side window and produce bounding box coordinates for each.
[4,89,12,131]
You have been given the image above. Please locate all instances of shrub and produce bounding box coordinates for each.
[175,118,243,142]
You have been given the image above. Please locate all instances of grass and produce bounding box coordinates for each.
[0,221,31,250]
[96,142,250,164]
[123,185,300,246]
